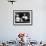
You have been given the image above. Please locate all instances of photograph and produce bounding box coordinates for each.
[13,10,32,25]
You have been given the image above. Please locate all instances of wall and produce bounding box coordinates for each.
[0,0,46,42]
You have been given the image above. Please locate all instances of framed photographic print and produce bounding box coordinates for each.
[13,10,32,25]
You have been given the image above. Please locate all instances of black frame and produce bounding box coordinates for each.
[13,10,33,26]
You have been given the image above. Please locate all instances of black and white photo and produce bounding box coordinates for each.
[13,10,32,25]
